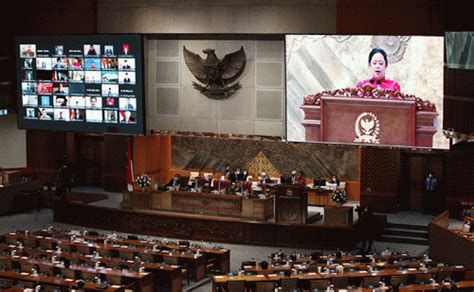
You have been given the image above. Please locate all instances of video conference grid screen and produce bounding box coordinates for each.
[16,35,144,134]
[286,35,446,149]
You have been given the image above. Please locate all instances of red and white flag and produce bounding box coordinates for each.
[126,139,134,190]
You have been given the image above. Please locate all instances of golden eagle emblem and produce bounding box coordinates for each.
[183,46,246,100]
[354,112,381,144]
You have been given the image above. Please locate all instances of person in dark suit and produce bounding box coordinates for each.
[224,166,232,180]
[259,172,272,185]
[166,174,181,188]
[241,169,248,182]
[423,171,440,214]
[230,168,244,182]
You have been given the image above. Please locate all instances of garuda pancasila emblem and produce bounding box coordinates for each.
[183,46,246,100]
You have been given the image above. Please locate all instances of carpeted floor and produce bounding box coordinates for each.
[66,191,108,204]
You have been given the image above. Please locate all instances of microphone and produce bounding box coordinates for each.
[369,79,382,85]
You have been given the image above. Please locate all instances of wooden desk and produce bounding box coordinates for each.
[274,185,308,224]
[4,233,206,281]
[129,190,274,221]
[429,211,474,269]
[324,206,353,225]
[171,191,241,217]
[0,181,41,215]
[0,271,125,291]
[211,266,467,292]
[307,188,333,206]
[0,245,182,292]
[0,255,154,291]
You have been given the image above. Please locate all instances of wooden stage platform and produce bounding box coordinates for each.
[53,198,385,250]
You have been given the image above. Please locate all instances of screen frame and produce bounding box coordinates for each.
[15,34,145,135]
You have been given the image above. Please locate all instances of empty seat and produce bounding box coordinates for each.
[164,256,189,284]
[226,280,245,292]
[119,249,134,260]
[436,270,452,282]
[280,278,298,292]
[331,276,349,289]
[61,268,76,279]
[465,270,474,280]
[255,281,276,292]
[362,276,381,288]
[39,265,54,276]
[310,279,330,290]
[391,275,408,287]
[415,273,433,284]
[106,274,122,285]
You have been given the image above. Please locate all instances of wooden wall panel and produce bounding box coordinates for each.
[133,135,172,184]
[54,202,371,250]
[360,147,401,213]
[102,135,129,192]
[26,130,67,183]
[336,0,443,35]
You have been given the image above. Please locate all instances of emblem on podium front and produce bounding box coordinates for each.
[354,112,380,144]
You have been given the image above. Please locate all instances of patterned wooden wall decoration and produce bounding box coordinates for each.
[26,130,67,183]
[444,68,474,134]
[336,0,444,36]
[102,135,129,192]
[171,136,359,181]
[445,142,474,217]
[360,147,401,213]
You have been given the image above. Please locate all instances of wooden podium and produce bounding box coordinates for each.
[275,185,308,224]
[301,89,439,147]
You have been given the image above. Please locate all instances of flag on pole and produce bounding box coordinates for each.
[126,139,134,190]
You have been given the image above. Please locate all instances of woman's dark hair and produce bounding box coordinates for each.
[368,48,388,65]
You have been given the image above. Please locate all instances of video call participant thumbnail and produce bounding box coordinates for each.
[119,110,136,124]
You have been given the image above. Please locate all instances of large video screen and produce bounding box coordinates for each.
[16,35,144,134]
[286,35,446,149]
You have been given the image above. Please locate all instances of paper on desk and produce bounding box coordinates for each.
[308,272,317,275]
[256,275,265,278]
[112,285,121,288]
[358,271,368,273]
[408,268,417,271]
[214,276,224,279]
[20,272,29,275]
[455,265,464,268]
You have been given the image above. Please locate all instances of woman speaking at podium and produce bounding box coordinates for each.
[356,48,400,93]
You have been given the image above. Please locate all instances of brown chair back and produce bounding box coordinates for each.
[227,280,245,292]
[163,256,179,265]
[310,279,330,290]
[415,273,433,284]
[106,274,123,285]
[256,282,277,292]
[61,268,76,279]
[435,270,452,282]
[362,276,381,288]
[331,276,349,289]
[465,270,474,280]
[40,265,54,276]
[280,278,298,292]
[119,250,134,260]
[391,275,408,287]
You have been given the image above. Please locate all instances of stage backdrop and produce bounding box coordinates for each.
[171,135,359,182]
[286,35,446,149]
